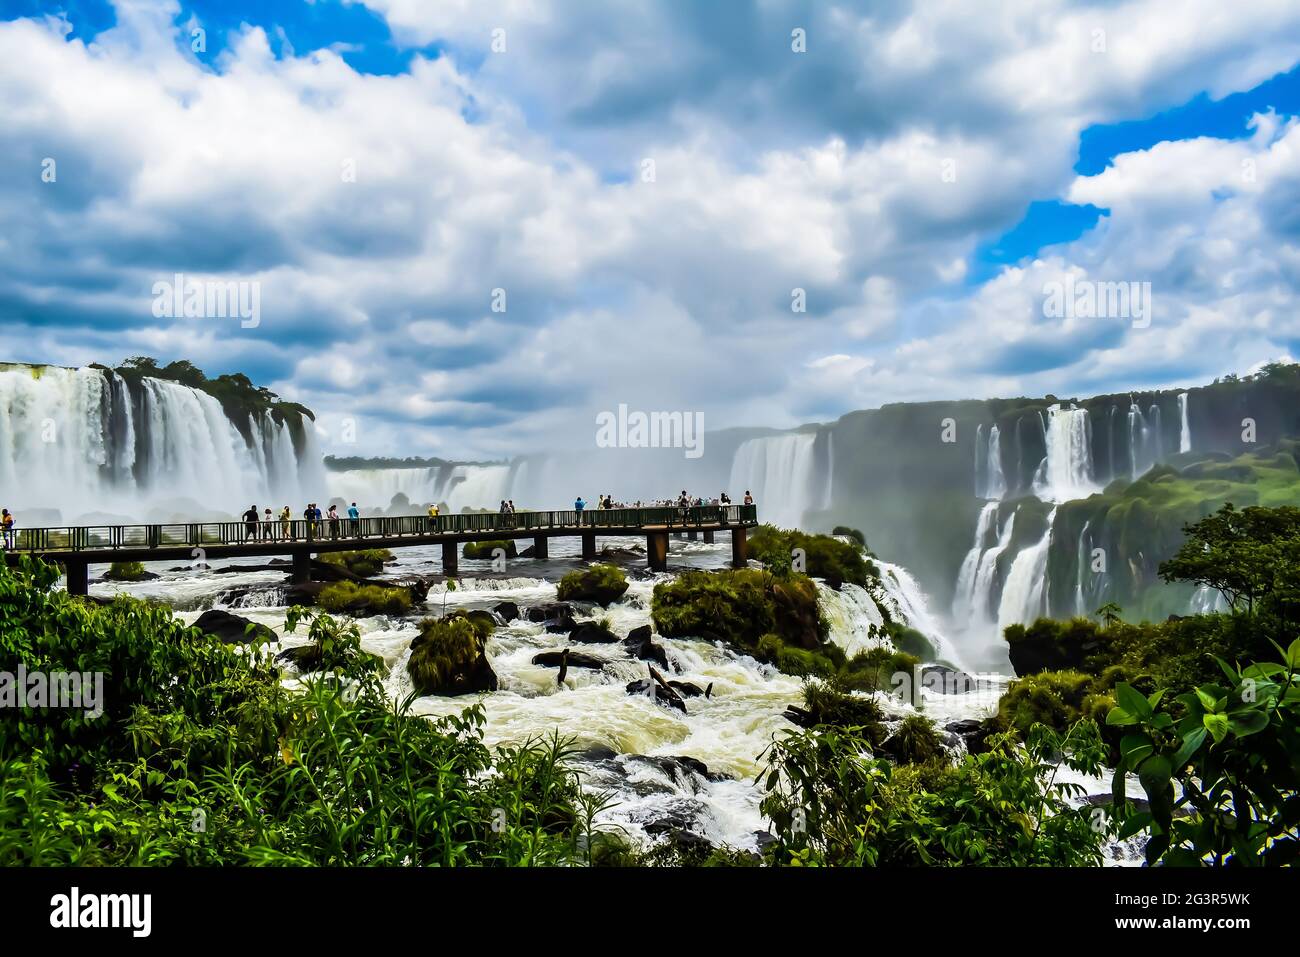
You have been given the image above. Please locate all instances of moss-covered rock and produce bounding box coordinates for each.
[316,581,413,617]
[652,568,826,653]
[1003,616,1103,676]
[463,539,518,560]
[319,549,394,578]
[783,678,887,746]
[103,561,157,582]
[556,564,629,606]
[406,613,498,696]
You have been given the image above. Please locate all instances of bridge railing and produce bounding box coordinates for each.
[5,505,758,554]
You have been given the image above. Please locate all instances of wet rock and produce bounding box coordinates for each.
[191,608,273,647]
[575,745,619,764]
[668,680,711,699]
[625,679,687,713]
[494,600,521,622]
[526,602,577,633]
[569,621,619,644]
[623,626,670,669]
[944,718,994,755]
[532,649,605,669]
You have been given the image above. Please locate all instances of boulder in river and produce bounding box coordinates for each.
[494,600,521,622]
[532,649,605,669]
[526,602,578,633]
[568,620,619,644]
[556,564,629,606]
[406,614,498,696]
[623,626,670,669]
[194,609,276,645]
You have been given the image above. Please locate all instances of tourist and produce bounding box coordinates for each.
[280,506,292,540]
[262,507,274,540]
[744,490,753,506]
[1,508,13,549]
[327,504,340,538]
[242,505,259,541]
[427,501,439,530]
[574,495,586,525]
[348,502,360,536]
[303,503,316,537]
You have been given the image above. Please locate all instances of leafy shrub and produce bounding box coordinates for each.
[652,568,826,655]
[880,715,945,765]
[747,525,875,590]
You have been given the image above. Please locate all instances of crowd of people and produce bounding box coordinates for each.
[240,501,363,541]
[572,490,752,523]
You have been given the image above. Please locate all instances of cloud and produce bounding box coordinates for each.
[2,0,1300,460]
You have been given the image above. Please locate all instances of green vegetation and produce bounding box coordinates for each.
[111,357,314,438]
[319,549,395,578]
[0,556,594,865]
[556,563,629,606]
[406,613,497,696]
[747,525,874,589]
[1106,644,1300,866]
[316,581,413,617]
[653,567,826,653]
[103,561,149,582]
[463,540,517,560]
[758,717,1109,865]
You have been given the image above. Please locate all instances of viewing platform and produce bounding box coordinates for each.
[2,504,759,595]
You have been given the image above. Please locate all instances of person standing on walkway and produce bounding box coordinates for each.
[427,501,439,531]
[243,505,259,540]
[262,507,274,540]
[1,509,13,549]
[348,502,360,536]
[574,496,586,526]
[280,506,292,540]
[327,504,340,539]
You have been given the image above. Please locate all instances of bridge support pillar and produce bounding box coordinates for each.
[442,541,459,576]
[731,527,748,569]
[703,530,715,544]
[64,559,88,597]
[646,532,669,572]
[532,535,549,560]
[292,550,313,585]
[686,530,698,541]
[581,532,597,562]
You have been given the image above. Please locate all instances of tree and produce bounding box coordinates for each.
[1095,602,1123,627]
[1160,503,1300,619]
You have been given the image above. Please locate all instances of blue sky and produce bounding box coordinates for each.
[2,0,1300,458]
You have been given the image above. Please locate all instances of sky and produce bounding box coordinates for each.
[2,0,1300,460]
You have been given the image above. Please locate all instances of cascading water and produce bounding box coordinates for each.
[1074,520,1092,615]
[874,558,964,667]
[953,502,998,620]
[1033,404,1097,503]
[984,425,1006,500]
[0,364,320,518]
[997,507,1057,632]
[1178,392,1191,453]
[969,508,1017,623]
[726,432,820,529]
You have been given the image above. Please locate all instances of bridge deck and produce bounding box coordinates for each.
[2,505,758,592]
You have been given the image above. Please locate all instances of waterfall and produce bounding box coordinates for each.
[726,432,820,529]
[1178,392,1191,453]
[985,425,1006,500]
[1074,520,1092,615]
[1032,404,1097,503]
[953,502,998,620]
[875,559,964,667]
[0,364,318,518]
[997,507,1058,631]
[970,508,1017,623]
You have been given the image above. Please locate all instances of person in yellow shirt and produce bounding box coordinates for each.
[427,502,439,531]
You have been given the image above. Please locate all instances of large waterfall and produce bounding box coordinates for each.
[326,463,516,513]
[1033,404,1097,502]
[726,432,824,529]
[0,365,324,521]
[1178,392,1191,453]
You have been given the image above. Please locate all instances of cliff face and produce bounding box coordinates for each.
[813,366,1300,614]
